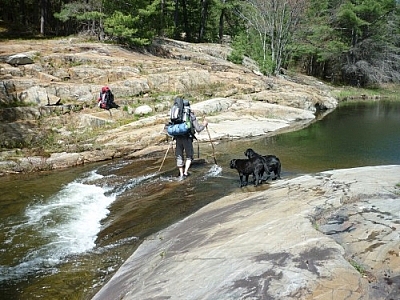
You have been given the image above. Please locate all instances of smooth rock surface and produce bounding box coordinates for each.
[92,165,400,300]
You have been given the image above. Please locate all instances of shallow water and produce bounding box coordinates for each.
[0,99,399,299]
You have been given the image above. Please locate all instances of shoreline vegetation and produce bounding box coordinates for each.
[332,84,400,102]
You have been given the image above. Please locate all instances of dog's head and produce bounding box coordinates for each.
[229,159,237,169]
[244,148,256,158]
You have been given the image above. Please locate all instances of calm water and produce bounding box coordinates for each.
[0,100,399,300]
[252,100,400,174]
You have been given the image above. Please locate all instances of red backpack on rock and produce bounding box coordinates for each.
[98,86,119,109]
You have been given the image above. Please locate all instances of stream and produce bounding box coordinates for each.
[1,99,400,300]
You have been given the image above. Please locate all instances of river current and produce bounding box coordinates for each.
[0,99,399,299]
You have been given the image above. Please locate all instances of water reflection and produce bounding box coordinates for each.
[247,100,400,173]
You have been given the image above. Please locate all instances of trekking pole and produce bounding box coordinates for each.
[158,140,172,172]
[206,125,217,165]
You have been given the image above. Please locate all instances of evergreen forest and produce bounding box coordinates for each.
[1,0,400,87]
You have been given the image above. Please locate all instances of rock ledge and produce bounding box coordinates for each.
[93,165,400,300]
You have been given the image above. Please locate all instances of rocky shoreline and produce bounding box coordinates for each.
[0,97,326,175]
[0,38,337,176]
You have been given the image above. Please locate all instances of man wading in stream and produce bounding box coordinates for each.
[173,100,208,180]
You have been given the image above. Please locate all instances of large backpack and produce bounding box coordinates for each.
[104,89,114,108]
[170,97,185,124]
[167,98,192,136]
[99,87,118,109]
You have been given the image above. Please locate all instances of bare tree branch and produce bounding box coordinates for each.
[236,0,308,74]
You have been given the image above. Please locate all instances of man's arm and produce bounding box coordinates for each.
[191,113,208,133]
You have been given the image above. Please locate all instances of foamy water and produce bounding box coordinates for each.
[0,171,116,282]
[204,164,223,178]
[0,163,225,283]
[112,172,158,194]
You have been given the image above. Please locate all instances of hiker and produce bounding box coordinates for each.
[98,86,119,109]
[174,102,208,179]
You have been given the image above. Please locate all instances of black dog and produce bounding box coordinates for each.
[229,158,264,187]
[244,148,281,181]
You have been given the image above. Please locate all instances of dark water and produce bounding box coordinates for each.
[250,100,400,174]
[0,100,399,300]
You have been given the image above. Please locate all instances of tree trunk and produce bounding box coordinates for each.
[160,0,165,36]
[40,0,46,35]
[237,0,307,75]
[219,7,225,42]
[182,0,190,41]
[20,0,26,26]
[199,0,208,42]
[174,0,179,39]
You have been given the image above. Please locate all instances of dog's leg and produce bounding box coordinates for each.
[239,174,244,187]
[253,168,259,186]
[262,168,271,181]
[250,173,256,184]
